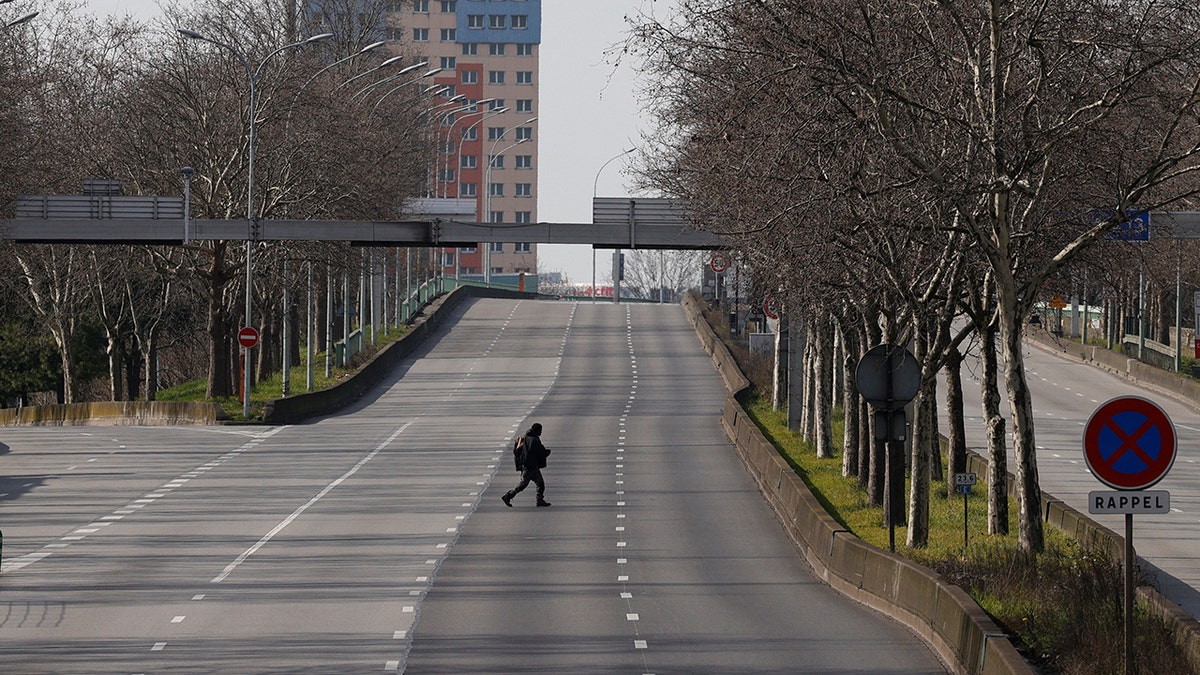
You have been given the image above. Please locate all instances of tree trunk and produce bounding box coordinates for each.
[980,318,1009,535]
[773,316,788,411]
[927,377,943,482]
[999,301,1044,552]
[107,331,125,402]
[143,333,158,401]
[945,347,968,498]
[206,242,234,399]
[841,321,859,478]
[815,317,833,459]
[907,388,933,547]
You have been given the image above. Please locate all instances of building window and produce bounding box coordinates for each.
[489,99,505,111]
[490,242,504,252]
[460,155,477,169]
[441,113,457,126]
[461,70,478,84]
[488,70,505,85]
[515,183,531,197]
[460,183,477,197]
[442,252,454,266]
[462,43,478,55]
[487,126,505,141]
[440,1,456,11]
[514,242,531,252]
[516,99,533,113]
[468,14,484,29]
[512,14,528,29]
[515,154,532,169]
[461,127,477,141]
[441,28,456,41]
[414,0,429,12]
[439,169,456,183]
[490,212,504,224]
[517,43,533,56]
[515,212,532,224]
[440,84,456,98]
[489,183,504,197]
[489,43,506,56]
[516,71,532,85]
[440,140,455,154]
[489,15,506,29]
[460,244,477,253]
[516,126,532,141]
[413,27,429,42]
[488,154,505,169]
[440,56,457,70]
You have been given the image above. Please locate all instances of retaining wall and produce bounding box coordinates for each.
[680,294,1030,675]
[0,401,227,427]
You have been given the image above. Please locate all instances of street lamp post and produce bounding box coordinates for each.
[593,148,634,301]
[483,134,533,285]
[179,28,333,419]
[181,167,193,243]
[1,0,36,29]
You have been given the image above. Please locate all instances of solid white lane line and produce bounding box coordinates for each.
[211,422,413,583]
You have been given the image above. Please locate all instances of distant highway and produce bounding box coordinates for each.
[944,337,1200,618]
[0,299,946,672]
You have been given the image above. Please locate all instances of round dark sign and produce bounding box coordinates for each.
[1083,396,1176,490]
[854,344,920,411]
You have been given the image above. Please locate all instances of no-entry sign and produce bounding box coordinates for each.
[237,326,260,350]
[1083,396,1177,490]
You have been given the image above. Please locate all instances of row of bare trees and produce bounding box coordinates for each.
[628,0,1200,552]
[1,0,434,404]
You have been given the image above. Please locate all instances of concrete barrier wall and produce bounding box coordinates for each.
[263,285,541,424]
[682,294,1030,675]
[0,401,227,427]
[1029,328,1200,403]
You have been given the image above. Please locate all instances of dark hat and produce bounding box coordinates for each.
[530,423,543,435]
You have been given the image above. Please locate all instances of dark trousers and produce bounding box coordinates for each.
[508,466,545,502]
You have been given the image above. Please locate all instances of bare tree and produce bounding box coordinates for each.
[630,0,1200,553]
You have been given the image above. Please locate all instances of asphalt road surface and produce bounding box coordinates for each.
[0,299,946,673]
[942,333,1200,619]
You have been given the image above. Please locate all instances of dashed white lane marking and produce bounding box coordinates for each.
[171,616,185,624]
[151,642,166,652]
[211,422,413,583]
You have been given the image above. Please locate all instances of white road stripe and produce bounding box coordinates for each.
[211,422,413,583]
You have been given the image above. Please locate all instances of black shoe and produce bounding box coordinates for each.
[536,500,551,507]
[502,494,513,507]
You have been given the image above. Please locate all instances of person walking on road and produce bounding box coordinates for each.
[503,422,551,507]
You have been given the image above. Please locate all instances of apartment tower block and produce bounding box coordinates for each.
[395,0,541,279]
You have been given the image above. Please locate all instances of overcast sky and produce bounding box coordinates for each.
[79,0,665,285]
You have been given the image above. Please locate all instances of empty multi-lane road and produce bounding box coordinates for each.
[0,299,945,673]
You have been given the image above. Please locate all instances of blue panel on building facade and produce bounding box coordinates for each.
[457,0,542,44]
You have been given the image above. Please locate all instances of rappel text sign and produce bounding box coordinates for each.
[1089,490,1171,514]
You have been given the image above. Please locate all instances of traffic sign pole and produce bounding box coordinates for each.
[1125,514,1133,675]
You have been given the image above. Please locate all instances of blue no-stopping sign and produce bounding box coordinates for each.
[1083,396,1176,490]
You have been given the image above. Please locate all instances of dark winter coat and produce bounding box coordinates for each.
[521,433,550,469]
